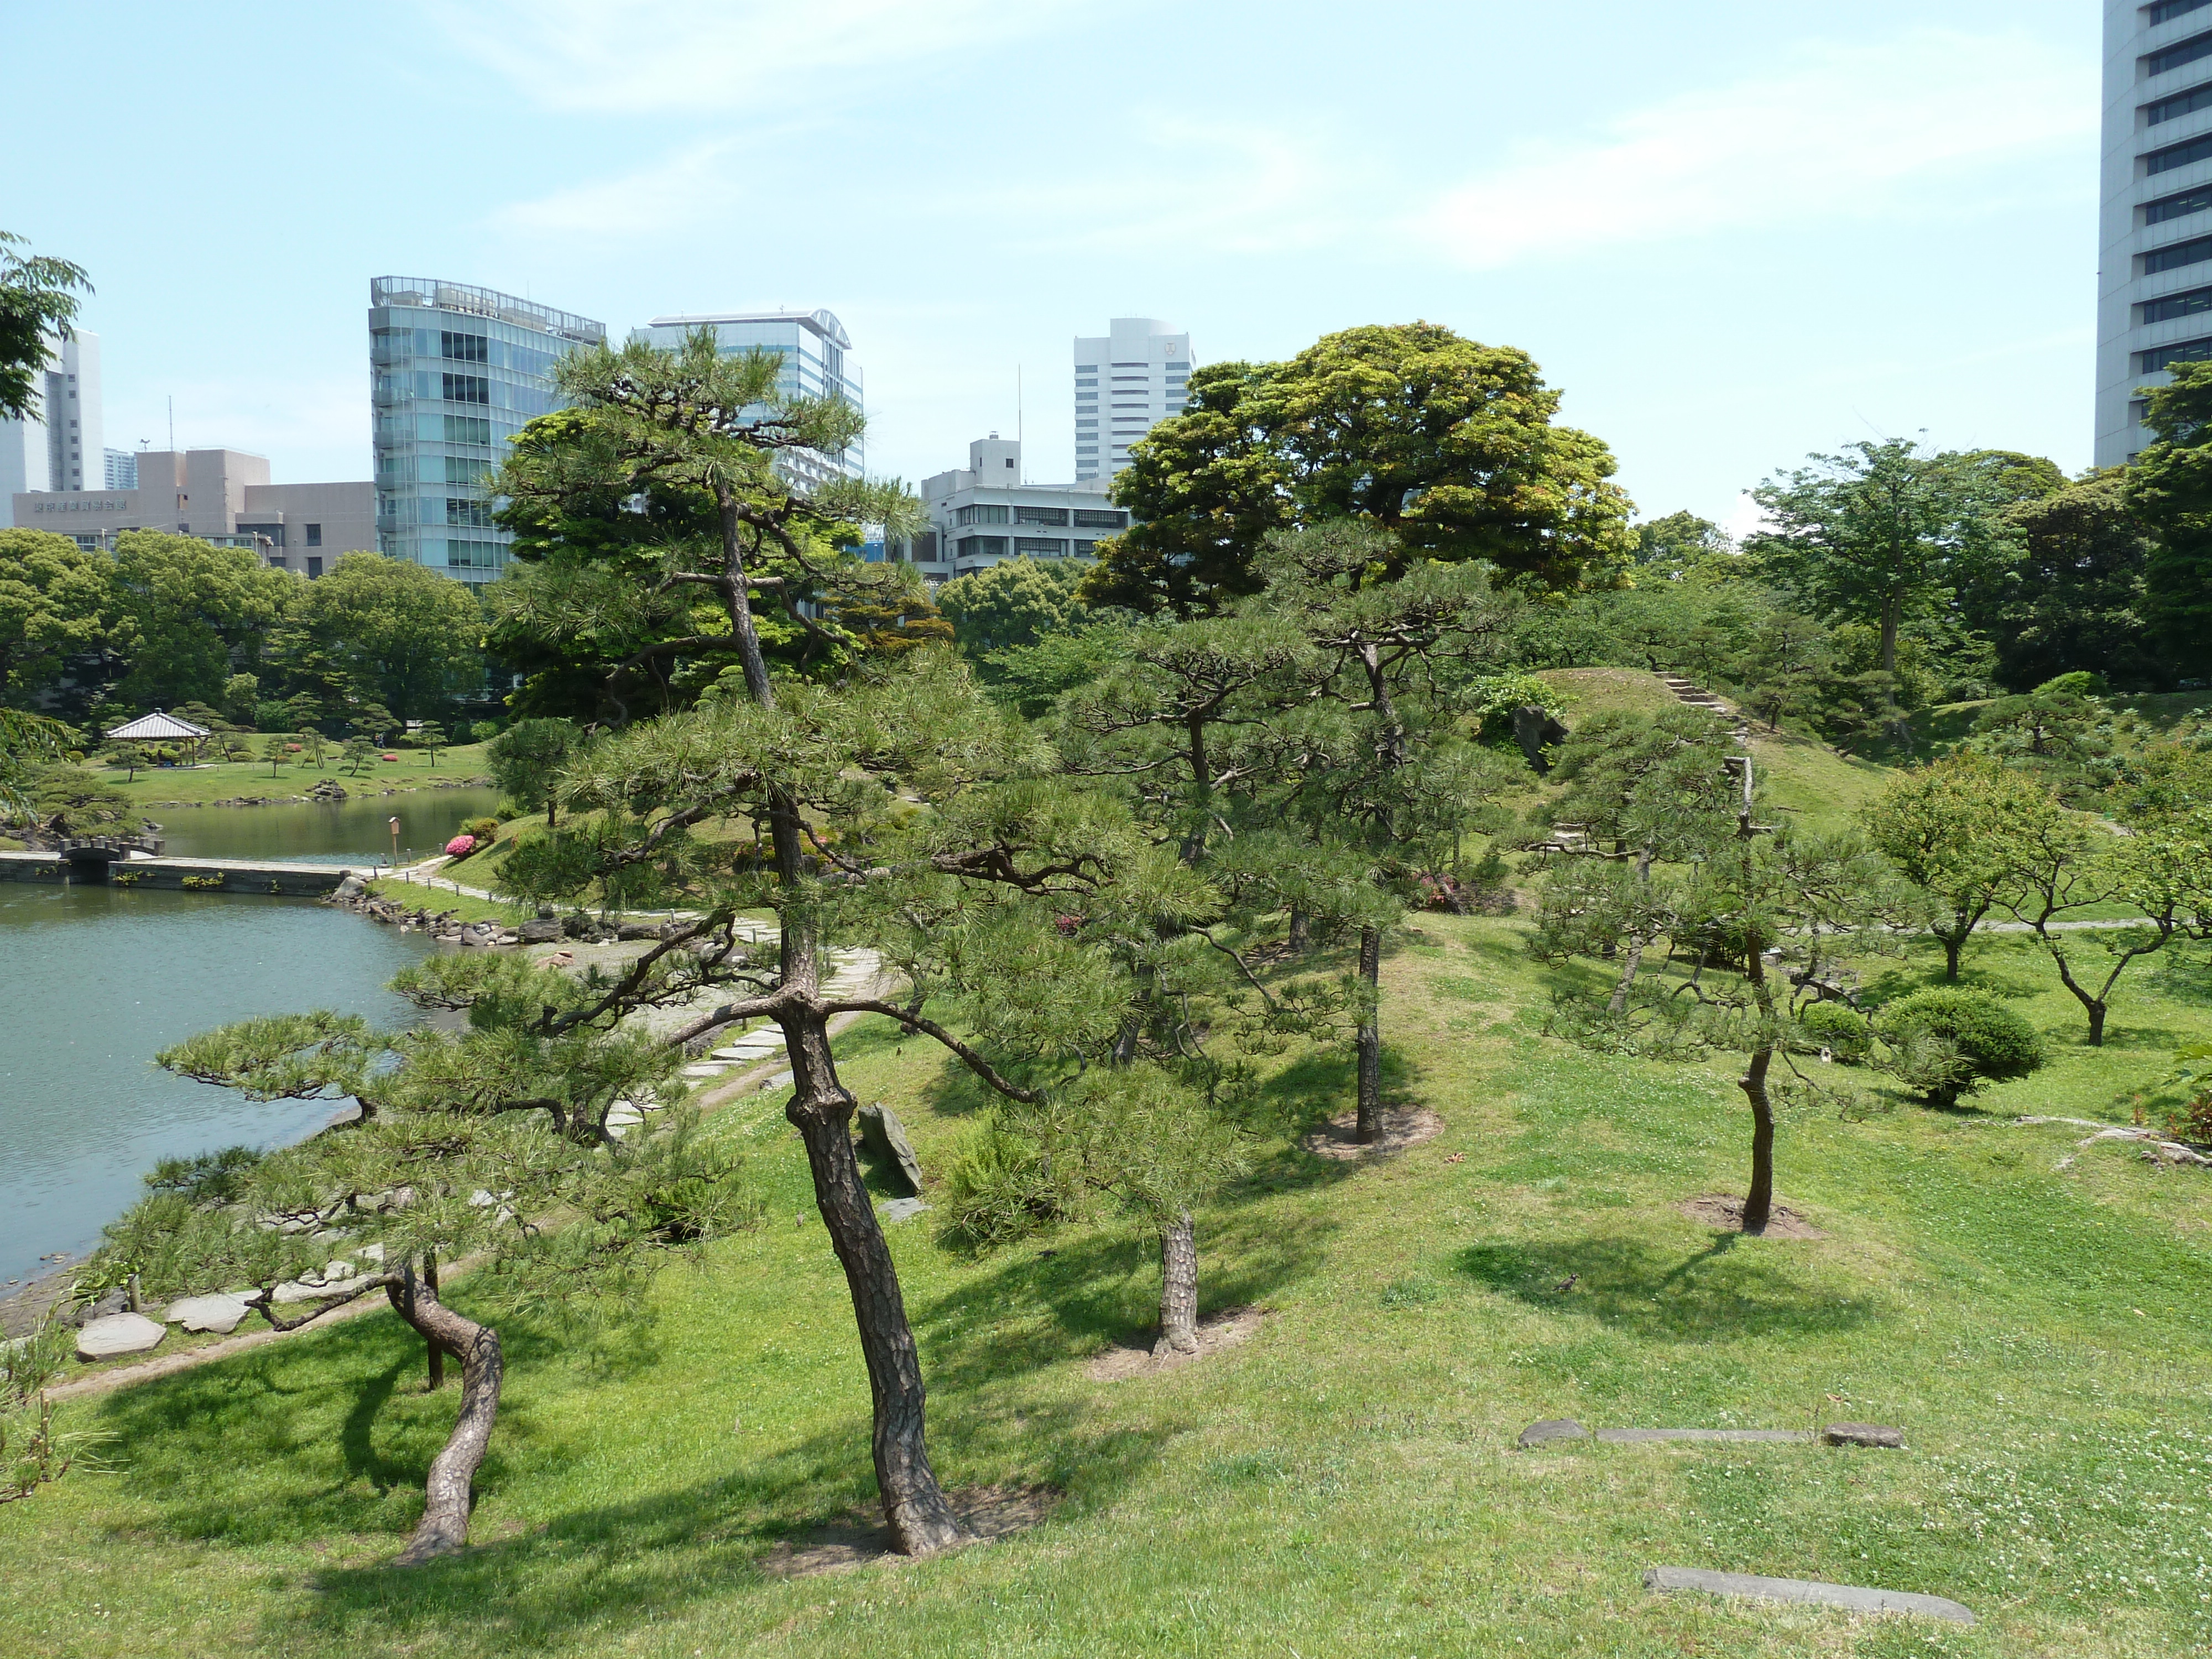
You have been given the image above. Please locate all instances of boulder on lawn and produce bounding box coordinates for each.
[164,1292,253,1335]
[518,917,562,943]
[1823,1422,1907,1449]
[855,1103,925,1196]
[76,1312,167,1360]
[1511,706,1571,774]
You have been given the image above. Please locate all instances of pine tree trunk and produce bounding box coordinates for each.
[424,1249,445,1391]
[1152,1211,1199,1358]
[1941,928,1964,982]
[783,1006,968,1557]
[1355,924,1383,1143]
[1739,1045,1776,1235]
[1287,907,1311,954]
[385,1259,502,1564]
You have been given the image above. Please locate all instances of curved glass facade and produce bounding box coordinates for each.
[368,278,604,584]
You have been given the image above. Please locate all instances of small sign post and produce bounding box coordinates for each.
[389,816,401,872]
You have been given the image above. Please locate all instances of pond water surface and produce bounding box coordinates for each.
[150,785,504,866]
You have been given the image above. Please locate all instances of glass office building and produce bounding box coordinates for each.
[369,278,605,584]
[629,309,862,488]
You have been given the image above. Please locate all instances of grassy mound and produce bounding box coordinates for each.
[5,913,2210,1656]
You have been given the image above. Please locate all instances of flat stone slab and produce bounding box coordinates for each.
[164,1293,253,1334]
[880,1198,930,1224]
[1519,1418,1590,1447]
[1599,1428,1813,1444]
[1645,1566,1974,1625]
[856,1103,925,1196]
[681,1063,731,1078]
[76,1312,167,1360]
[1823,1422,1906,1449]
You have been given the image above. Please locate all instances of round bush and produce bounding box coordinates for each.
[1795,1000,1871,1064]
[444,834,477,859]
[1874,988,2046,1107]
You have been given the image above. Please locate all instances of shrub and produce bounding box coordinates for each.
[1874,988,2046,1107]
[469,719,504,744]
[940,1112,1079,1248]
[1795,1000,1871,1064]
[465,817,500,842]
[445,834,477,859]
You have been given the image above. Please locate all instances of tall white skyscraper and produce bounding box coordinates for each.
[1,330,102,521]
[2097,2,2212,466]
[1073,318,1192,483]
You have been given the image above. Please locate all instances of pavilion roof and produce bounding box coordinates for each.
[106,711,210,740]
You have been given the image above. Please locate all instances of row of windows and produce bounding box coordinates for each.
[2143,232,2212,272]
[953,503,1127,529]
[447,497,494,526]
[373,327,561,379]
[444,372,489,404]
[2146,181,2212,223]
[374,453,489,485]
[2138,336,2212,373]
[2147,129,2212,174]
[2148,81,2212,126]
[2153,0,2212,26]
[2149,29,2212,79]
[445,538,503,568]
[951,535,1106,562]
[441,330,488,363]
[2142,283,2212,323]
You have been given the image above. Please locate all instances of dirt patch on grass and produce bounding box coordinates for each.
[1301,1106,1444,1161]
[1678,1194,1827,1239]
[759,1484,1062,1578]
[1087,1305,1269,1381]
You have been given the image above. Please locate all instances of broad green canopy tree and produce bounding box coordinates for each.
[1963,469,2158,691]
[107,531,296,712]
[936,555,1092,655]
[269,552,483,721]
[0,528,111,707]
[1749,438,2025,684]
[2130,362,2212,680]
[1083,322,1636,615]
[1863,753,2065,980]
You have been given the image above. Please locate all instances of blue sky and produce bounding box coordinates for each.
[3,0,2099,531]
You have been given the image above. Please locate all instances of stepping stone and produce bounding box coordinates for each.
[273,1279,357,1304]
[164,1293,253,1335]
[1644,1567,1973,1625]
[880,1197,930,1224]
[1823,1422,1906,1449]
[1598,1428,1812,1444]
[682,1063,730,1078]
[76,1312,167,1360]
[1518,1418,1590,1448]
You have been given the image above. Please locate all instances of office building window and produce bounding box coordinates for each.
[440,331,489,362]
[446,538,501,568]
[2143,284,2212,323]
[1075,378,1097,387]
[1073,509,1128,529]
[2147,131,2212,174]
[1164,361,1190,371]
[443,414,493,444]
[442,372,491,404]
[1076,446,1099,455]
[304,523,322,547]
[955,503,1010,525]
[1014,506,1070,525]
[306,556,323,578]
[955,535,1007,560]
[2153,0,2212,26]
[1076,419,1098,428]
[2132,398,2154,425]
[2148,31,2212,79]
[2147,182,2212,223]
[444,456,489,484]
[2148,82,2212,126]
[1014,537,1067,557]
[2139,336,2212,373]
[447,497,494,526]
[2144,233,2212,272]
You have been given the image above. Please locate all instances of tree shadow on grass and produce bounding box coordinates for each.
[281,1409,1176,1657]
[1451,1231,1882,1345]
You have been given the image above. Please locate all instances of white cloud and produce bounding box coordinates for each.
[494,138,744,237]
[428,0,1086,114]
[1422,32,2095,269]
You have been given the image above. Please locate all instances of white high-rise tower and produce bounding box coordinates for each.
[0,331,102,520]
[1073,318,1192,483]
[2097,1,2212,466]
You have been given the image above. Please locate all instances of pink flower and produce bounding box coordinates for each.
[445,834,476,857]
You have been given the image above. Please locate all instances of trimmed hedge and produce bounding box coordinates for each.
[1875,988,2046,1107]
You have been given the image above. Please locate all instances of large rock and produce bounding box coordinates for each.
[1511,706,1570,774]
[76,1312,167,1360]
[164,1293,253,1335]
[856,1103,925,1196]
[518,917,562,943]
[1823,1422,1906,1449]
[1518,1418,1589,1448]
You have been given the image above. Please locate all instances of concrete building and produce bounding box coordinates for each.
[1073,318,1192,483]
[12,448,375,575]
[369,277,606,586]
[629,309,864,488]
[1,331,102,519]
[2098,1,2212,465]
[104,448,137,490]
[884,435,1129,583]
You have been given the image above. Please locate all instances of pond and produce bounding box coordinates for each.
[0,883,435,1287]
[150,785,505,867]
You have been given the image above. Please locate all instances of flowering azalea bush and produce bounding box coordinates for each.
[444,834,477,858]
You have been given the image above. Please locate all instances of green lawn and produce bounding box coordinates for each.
[5,906,2209,1657]
[97,743,494,806]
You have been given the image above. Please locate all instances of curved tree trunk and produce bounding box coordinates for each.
[784,1004,968,1557]
[385,1259,502,1564]
[424,1249,446,1391]
[1152,1210,1199,1358]
[1286,907,1311,955]
[1355,925,1384,1142]
[1738,1046,1776,1235]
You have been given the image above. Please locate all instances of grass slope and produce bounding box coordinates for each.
[5,909,2210,1657]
